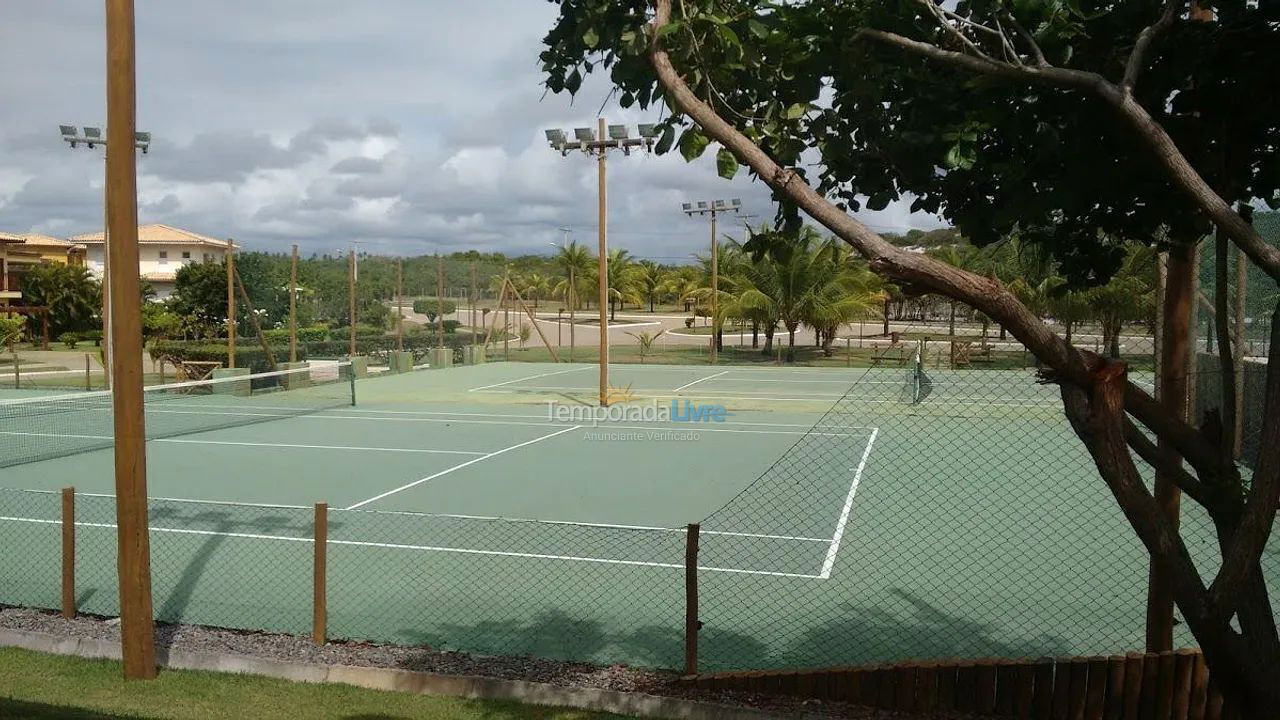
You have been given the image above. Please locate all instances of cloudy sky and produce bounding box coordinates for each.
[0,1,943,261]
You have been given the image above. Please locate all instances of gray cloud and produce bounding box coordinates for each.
[0,0,943,259]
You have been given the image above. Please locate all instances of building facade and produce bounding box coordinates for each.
[68,224,235,300]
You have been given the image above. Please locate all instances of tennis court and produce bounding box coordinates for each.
[0,360,1239,671]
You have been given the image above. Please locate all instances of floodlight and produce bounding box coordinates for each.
[83,127,101,138]
[135,131,151,154]
[697,201,708,209]
[545,129,567,145]
[714,199,728,209]
[731,198,742,208]
[608,124,628,140]
[59,125,77,137]
[682,202,693,212]
[574,127,595,142]
[638,123,658,139]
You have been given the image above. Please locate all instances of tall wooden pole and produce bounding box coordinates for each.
[226,243,236,369]
[105,0,156,678]
[596,117,609,405]
[289,244,298,364]
[1149,239,1195,651]
[569,265,576,362]
[347,250,356,358]
[710,210,718,364]
[1233,207,1251,458]
[469,262,476,340]
[102,173,112,390]
[395,259,404,352]
[436,254,445,351]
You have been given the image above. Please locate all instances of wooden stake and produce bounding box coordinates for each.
[348,250,356,358]
[85,353,91,390]
[709,210,718,364]
[61,487,75,619]
[312,502,327,645]
[596,117,609,406]
[233,268,275,370]
[105,0,157,678]
[683,523,700,677]
[506,279,560,362]
[482,272,510,348]
[289,244,298,364]
[226,242,236,368]
[469,262,477,340]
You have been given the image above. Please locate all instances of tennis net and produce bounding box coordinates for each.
[0,362,355,468]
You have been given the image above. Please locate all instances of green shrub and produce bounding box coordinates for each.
[298,325,329,342]
[150,340,307,375]
[79,329,104,346]
[60,332,79,349]
[412,299,457,317]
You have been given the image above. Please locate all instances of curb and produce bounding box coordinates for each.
[0,628,778,720]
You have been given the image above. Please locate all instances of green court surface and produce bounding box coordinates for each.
[0,361,1270,672]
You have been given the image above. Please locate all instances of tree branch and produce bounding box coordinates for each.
[1002,11,1048,68]
[858,25,1280,283]
[1123,418,1216,509]
[1208,302,1280,619]
[650,0,1229,502]
[1124,0,1185,90]
[1214,227,1238,462]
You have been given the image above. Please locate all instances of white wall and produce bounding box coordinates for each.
[84,244,227,278]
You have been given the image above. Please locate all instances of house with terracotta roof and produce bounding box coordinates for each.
[68,223,236,299]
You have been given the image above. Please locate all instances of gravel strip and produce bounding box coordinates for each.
[0,606,961,719]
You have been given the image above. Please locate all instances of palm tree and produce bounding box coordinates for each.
[18,264,102,337]
[1086,244,1157,357]
[605,248,642,321]
[625,329,667,363]
[521,272,550,310]
[725,227,886,362]
[634,260,665,312]
[551,242,594,311]
[928,243,981,338]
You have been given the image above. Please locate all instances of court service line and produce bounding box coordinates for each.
[467,366,592,392]
[344,425,582,510]
[671,370,729,392]
[0,430,485,456]
[819,426,880,579]
[0,515,822,579]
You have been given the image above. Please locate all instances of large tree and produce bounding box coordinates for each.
[540,0,1280,711]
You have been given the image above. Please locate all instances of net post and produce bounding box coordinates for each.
[312,502,328,646]
[683,522,700,677]
[61,487,75,619]
[85,354,91,390]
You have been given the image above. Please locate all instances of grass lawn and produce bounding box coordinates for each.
[0,647,632,720]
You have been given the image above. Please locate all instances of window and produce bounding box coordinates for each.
[203,253,212,263]
[158,250,168,265]
[181,251,191,260]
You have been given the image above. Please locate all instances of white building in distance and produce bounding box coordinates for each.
[69,224,236,300]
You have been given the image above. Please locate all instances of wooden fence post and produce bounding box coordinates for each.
[683,523,700,677]
[313,502,327,645]
[61,487,75,619]
[84,354,91,390]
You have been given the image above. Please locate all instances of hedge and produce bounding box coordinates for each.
[412,299,457,316]
[149,341,307,375]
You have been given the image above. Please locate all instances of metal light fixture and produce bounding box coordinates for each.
[574,127,595,142]
[637,123,659,139]
[608,124,629,140]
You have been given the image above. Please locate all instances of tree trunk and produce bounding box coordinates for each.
[1149,239,1195,651]
[1064,320,1074,345]
[1108,322,1121,358]
[785,322,798,362]
[949,300,957,338]
[751,319,759,349]
[883,298,890,335]
[1000,324,1007,340]
[762,326,774,355]
[650,295,655,313]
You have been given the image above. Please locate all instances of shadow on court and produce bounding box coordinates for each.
[0,699,146,719]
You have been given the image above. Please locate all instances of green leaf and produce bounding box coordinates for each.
[565,68,582,95]
[783,103,808,120]
[678,128,710,162]
[747,19,768,38]
[582,28,600,49]
[655,124,676,155]
[716,147,740,179]
[656,21,683,39]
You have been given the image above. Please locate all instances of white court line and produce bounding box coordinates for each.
[344,425,582,510]
[672,370,729,392]
[819,427,880,579]
[0,515,822,579]
[467,366,592,392]
[49,490,829,543]
[0,430,485,456]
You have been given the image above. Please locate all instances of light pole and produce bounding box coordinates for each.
[683,199,742,364]
[545,122,658,405]
[60,124,150,389]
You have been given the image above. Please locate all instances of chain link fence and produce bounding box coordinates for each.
[0,342,1274,676]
